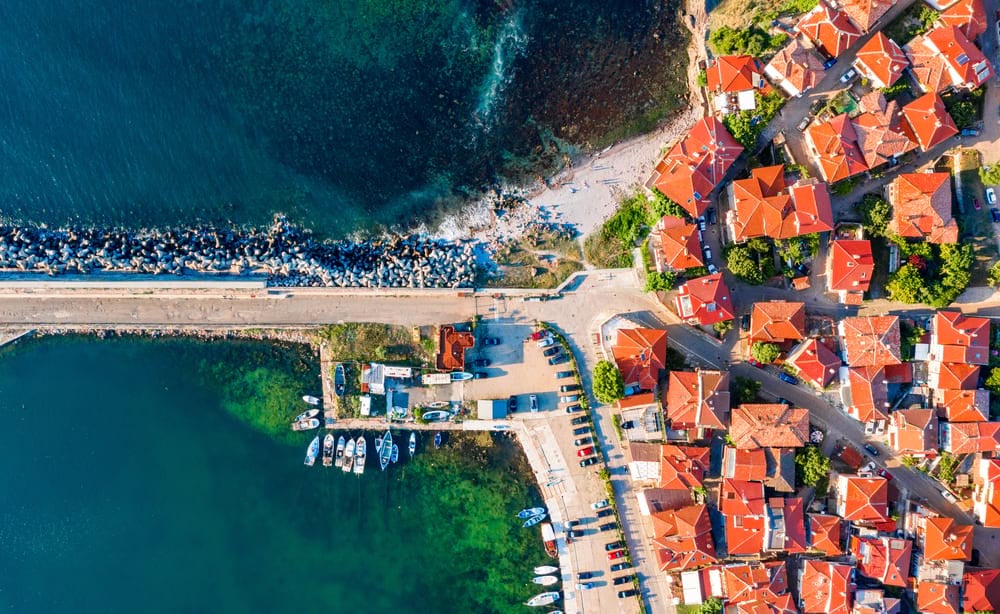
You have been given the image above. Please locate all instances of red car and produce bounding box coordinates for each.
[748,358,764,368]
[877,468,893,480]
[577,446,595,457]
[529,330,549,341]
[608,550,625,561]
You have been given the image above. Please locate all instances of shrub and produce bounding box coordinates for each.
[593,360,625,404]
[731,376,762,404]
[644,270,676,292]
[988,261,1000,287]
[713,320,734,336]
[796,446,831,487]
[985,367,1000,395]
[886,263,928,304]
[982,165,1000,185]
[650,188,687,219]
[709,25,787,57]
[751,342,781,364]
[859,194,891,237]
[726,244,766,284]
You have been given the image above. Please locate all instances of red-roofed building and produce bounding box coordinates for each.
[799,560,855,614]
[764,38,826,97]
[943,421,1000,454]
[808,513,843,555]
[727,166,834,242]
[611,327,667,392]
[827,239,874,303]
[839,315,902,367]
[749,301,806,345]
[917,581,961,614]
[649,118,744,217]
[918,516,974,561]
[796,4,862,58]
[654,216,704,272]
[940,0,988,41]
[853,92,917,169]
[765,496,808,553]
[851,535,913,586]
[665,369,730,434]
[853,32,908,88]
[931,310,990,365]
[436,325,475,371]
[964,568,1000,612]
[934,388,989,422]
[847,365,890,426]
[929,361,980,390]
[786,338,841,388]
[720,479,767,555]
[706,56,766,115]
[675,273,736,326]
[836,474,889,522]
[887,172,958,243]
[729,404,810,449]
[723,446,768,481]
[659,445,711,491]
[652,504,718,571]
[723,561,794,612]
[840,0,897,31]
[905,26,993,93]
[805,114,868,183]
[901,92,959,151]
[888,409,939,456]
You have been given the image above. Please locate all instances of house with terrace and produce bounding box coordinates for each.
[728,403,810,450]
[664,369,730,439]
[798,560,855,614]
[651,504,718,572]
[653,216,703,272]
[610,327,667,393]
[850,534,913,587]
[888,408,939,457]
[675,273,736,326]
[786,338,842,389]
[764,38,826,97]
[839,0,897,32]
[839,315,902,367]
[807,513,844,555]
[905,25,993,93]
[853,32,908,88]
[719,478,767,556]
[705,55,767,115]
[835,474,890,523]
[749,301,806,349]
[974,459,1000,527]
[900,92,959,151]
[804,114,869,183]
[726,165,834,243]
[963,568,1000,612]
[938,0,988,41]
[721,561,798,613]
[795,3,861,58]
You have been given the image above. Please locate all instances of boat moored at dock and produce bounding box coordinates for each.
[523,513,546,528]
[342,438,356,473]
[433,432,442,448]
[408,432,416,457]
[421,410,451,422]
[390,444,398,464]
[541,523,557,558]
[525,592,560,607]
[378,430,393,471]
[304,436,320,467]
[322,434,334,467]
[517,507,546,519]
[449,372,473,382]
[335,435,346,467]
[334,364,346,397]
[291,418,320,431]
[533,565,558,576]
[294,408,320,421]
[532,575,558,586]
[353,435,367,475]
[302,395,321,406]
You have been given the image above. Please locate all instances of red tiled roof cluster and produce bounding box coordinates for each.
[651,118,744,217]
[659,444,711,490]
[848,365,890,423]
[888,172,958,243]
[853,32,908,88]
[656,216,704,271]
[917,581,961,614]
[807,513,843,555]
[764,39,826,97]
[611,327,667,391]
[729,404,810,449]
[749,300,806,344]
[804,114,868,183]
[932,310,990,365]
[920,516,974,561]
[901,92,959,151]
[853,92,918,169]
[766,496,808,553]
[944,421,1000,454]
[795,4,861,58]
[836,474,889,522]
[840,316,902,367]
[720,479,766,555]
[940,0,988,40]
[651,504,717,571]
[786,338,841,388]
[706,55,766,93]
[850,535,913,587]
[889,408,938,455]
[975,459,1000,527]
[664,369,730,431]
[723,446,768,481]
[723,561,796,613]
[827,239,874,301]
[905,26,993,93]
[675,273,736,325]
[729,166,834,242]
[964,568,1000,612]
[934,388,989,422]
[436,325,475,371]
[840,0,897,32]
[799,560,854,614]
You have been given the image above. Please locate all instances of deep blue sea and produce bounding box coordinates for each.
[0,0,686,237]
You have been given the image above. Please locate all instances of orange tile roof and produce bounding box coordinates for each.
[840,0,897,32]
[944,421,1000,454]
[901,92,959,151]
[675,273,736,325]
[656,216,704,271]
[930,361,981,390]
[729,166,834,241]
[934,388,989,422]
[706,55,765,93]
[932,310,990,365]
[805,114,868,183]
[723,561,791,609]
[652,504,718,571]
[889,409,938,454]
[921,516,974,561]
[836,475,889,522]
[795,4,861,57]
[720,479,767,555]
[852,93,917,168]
[750,301,806,343]
[888,172,957,243]
[787,338,841,388]
[652,118,744,217]
[723,446,768,481]
[799,560,854,614]
[976,459,1000,527]
[611,327,667,391]
[940,0,988,41]
[436,325,475,371]
[828,239,874,295]
[659,444,711,490]
[917,581,961,614]
[729,403,810,449]
[808,513,843,555]
[853,32,908,88]
[964,568,1000,613]
[764,39,825,96]
[851,535,913,587]
[848,365,890,423]
[905,26,993,92]
[664,369,730,431]
[840,315,901,367]
[768,496,808,553]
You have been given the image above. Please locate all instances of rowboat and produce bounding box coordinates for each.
[525,592,560,607]
[291,418,320,431]
[541,524,557,558]
[532,576,558,586]
[342,438,356,473]
[433,432,442,448]
[334,364,346,397]
[450,372,473,382]
[428,401,451,409]
[304,436,320,467]
[294,408,320,421]
[335,435,346,467]
[391,444,399,464]
[353,435,366,475]
[302,395,321,406]
[322,434,334,467]
[379,430,393,471]
[533,565,558,575]
[408,432,416,457]
[523,513,546,528]
[517,507,546,519]
[421,410,451,422]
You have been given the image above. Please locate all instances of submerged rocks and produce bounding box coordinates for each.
[0,216,476,288]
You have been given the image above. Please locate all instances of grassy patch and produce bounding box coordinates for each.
[314,323,433,366]
[883,2,938,44]
[584,188,679,268]
[955,164,998,286]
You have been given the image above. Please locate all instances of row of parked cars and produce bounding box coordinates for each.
[572,500,638,598]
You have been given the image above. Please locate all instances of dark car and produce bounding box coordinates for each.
[571,415,590,425]
[992,208,1000,223]
[573,426,591,436]
[579,456,599,467]
[598,522,617,532]
[578,571,595,580]
[481,337,501,345]
[610,562,631,572]
[741,313,751,332]
[555,370,575,379]
[778,372,798,385]
[548,354,569,365]
[597,508,614,518]
[605,541,623,551]
[573,436,592,446]
[823,57,837,69]
[564,404,582,414]
[472,358,491,368]
[542,346,561,358]
[508,396,518,412]
[613,575,636,586]
[621,420,635,429]
[560,384,581,393]
[707,207,717,224]
[864,443,880,457]
[473,371,489,379]
[567,529,585,538]
[776,397,789,406]
[618,589,639,598]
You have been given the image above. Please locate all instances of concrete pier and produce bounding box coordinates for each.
[319,342,338,426]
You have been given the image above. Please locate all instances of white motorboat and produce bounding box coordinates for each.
[532,575,558,586]
[525,592,560,607]
[322,434,334,467]
[379,430,393,471]
[342,438,356,473]
[408,432,416,457]
[294,408,320,421]
[523,513,546,528]
[291,418,320,431]
[533,565,559,575]
[335,435,346,468]
[302,395,321,406]
[304,436,320,467]
[353,435,367,475]
[421,410,451,422]
[517,507,546,519]
[428,401,451,409]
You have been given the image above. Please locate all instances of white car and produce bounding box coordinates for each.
[537,336,555,348]
[707,263,719,274]
[987,187,997,205]
[839,67,857,83]
[941,489,958,503]
[592,499,610,510]
[703,246,713,261]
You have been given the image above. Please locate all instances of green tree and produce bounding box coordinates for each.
[650,188,687,219]
[929,243,974,308]
[795,446,831,487]
[697,70,708,88]
[700,597,724,614]
[886,263,928,304]
[900,455,918,468]
[731,376,762,404]
[592,360,625,404]
[747,236,772,253]
[713,320,734,336]
[644,270,676,292]
[937,451,960,484]
[988,261,1000,287]
[982,165,1000,185]
[947,99,977,129]
[751,342,781,364]
[859,194,892,237]
[726,244,766,284]
[985,367,1000,395]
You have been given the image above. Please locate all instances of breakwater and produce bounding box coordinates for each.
[0,217,476,288]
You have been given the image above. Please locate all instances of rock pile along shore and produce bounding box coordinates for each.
[0,216,476,288]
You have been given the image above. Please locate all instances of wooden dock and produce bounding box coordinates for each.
[319,342,338,426]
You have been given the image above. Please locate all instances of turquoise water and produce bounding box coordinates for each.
[0,337,544,612]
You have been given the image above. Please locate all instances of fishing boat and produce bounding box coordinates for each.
[523,513,547,528]
[433,432,442,448]
[532,576,558,586]
[379,430,393,471]
[525,592,560,607]
[291,418,321,431]
[302,395,321,406]
[335,435,346,468]
[421,410,451,422]
[533,565,559,576]
[408,432,417,457]
[541,523,558,558]
[294,408,320,421]
[334,364,346,397]
[342,438,356,473]
[322,434,334,467]
[304,436,320,467]
[353,435,367,475]
[391,444,399,464]
[450,372,473,382]
[518,507,546,519]
[428,401,451,409]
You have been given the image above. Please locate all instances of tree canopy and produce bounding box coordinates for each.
[981,165,1000,185]
[751,342,781,364]
[709,25,787,57]
[985,367,1000,395]
[731,376,762,404]
[859,194,891,237]
[592,360,625,404]
[726,244,766,285]
[795,446,830,487]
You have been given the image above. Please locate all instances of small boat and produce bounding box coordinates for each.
[518,507,546,519]
[291,418,321,431]
[541,524,558,558]
[450,372,473,382]
[304,436,320,466]
[523,513,546,528]
[342,438,356,473]
[428,401,451,409]
[334,364,346,397]
[433,432,442,448]
[379,430,393,471]
[525,592,560,607]
[335,435,346,467]
[408,432,417,457]
[422,410,451,422]
[295,408,320,421]
[533,565,559,575]
[353,435,366,475]
[391,444,399,464]
[302,395,321,406]
[532,575,558,586]
[322,434,334,467]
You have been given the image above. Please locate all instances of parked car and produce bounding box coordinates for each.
[975,198,982,210]
[748,357,764,367]
[565,519,579,529]
[607,550,625,561]
[508,396,518,412]
[564,404,582,414]
[560,384,581,393]
[537,336,556,348]
[703,245,713,261]
[529,394,538,412]
[961,128,981,137]
[839,67,857,83]
[578,571,595,580]
[823,57,837,69]
[567,529,585,539]
[610,562,631,572]
[472,358,491,368]
[707,263,719,274]
[599,522,617,532]
[778,372,798,385]
[861,460,877,474]
[530,330,549,341]
[574,437,592,446]
[560,394,580,403]
[481,337,501,345]
[741,313,751,332]
[592,499,610,510]
[988,187,997,205]
[543,346,561,358]
[572,425,591,436]
[797,116,811,131]
[577,446,595,457]
[555,370,575,379]
[877,468,893,480]
[618,589,639,598]
[597,508,614,518]
[605,541,623,551]
[571,415,590,425]
[579,456,599,467]
[942,489,958,503]
[575,582,595,590]
[548,354,569,365]
[621,420,635,429]
[697,216,707,231]
[707,207,717,224]
[473,371,489,379]
[613,575,636,586]
[991,207,1000,223]
[863,443,880,457]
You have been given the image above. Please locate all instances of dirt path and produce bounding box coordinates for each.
[683,0,710,113]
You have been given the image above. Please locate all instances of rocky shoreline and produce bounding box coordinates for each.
[0,216,476,288]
